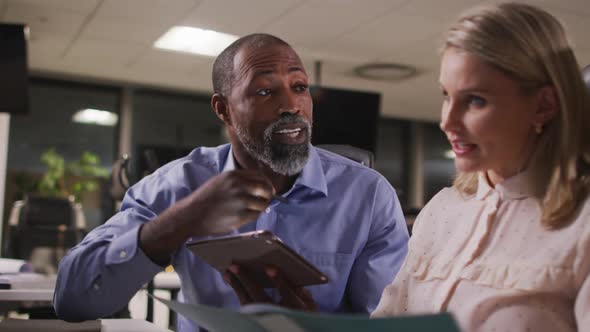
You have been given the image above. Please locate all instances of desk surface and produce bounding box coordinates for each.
[102,319,172,332]
[0,289,54,301]
[0,318,172,332]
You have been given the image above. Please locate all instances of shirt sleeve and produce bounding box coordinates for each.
[53,174,177,321]
[574,213,590,332]
[345,178,409,313]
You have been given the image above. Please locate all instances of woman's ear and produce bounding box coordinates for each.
[211,94,232,126]
[533,85,559,128]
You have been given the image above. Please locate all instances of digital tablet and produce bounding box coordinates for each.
[186,230,329,288]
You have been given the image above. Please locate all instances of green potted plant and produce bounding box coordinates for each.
[37,148,109,202]
[6,148,109,272]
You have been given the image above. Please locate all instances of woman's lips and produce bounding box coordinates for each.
[452,141,477,156]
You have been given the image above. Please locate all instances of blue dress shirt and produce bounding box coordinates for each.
[54,144,409,331]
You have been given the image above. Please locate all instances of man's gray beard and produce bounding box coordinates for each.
[234,116,311,176]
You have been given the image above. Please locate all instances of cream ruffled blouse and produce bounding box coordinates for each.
[372,172,590,332]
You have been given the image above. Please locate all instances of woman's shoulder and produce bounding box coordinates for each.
[426,186,474,208]
[410,186,475,234]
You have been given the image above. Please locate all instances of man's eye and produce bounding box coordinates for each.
[294,84,308,93]
[256,89,271,96]
[467,95,486,108]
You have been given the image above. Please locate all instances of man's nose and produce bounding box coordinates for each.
[278,89,300,114]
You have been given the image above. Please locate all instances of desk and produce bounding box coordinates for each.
[0,318,172,331]
[102,319,172,331]
[0,271,181,327]
[0,289,53,301]
[0,275,54,313]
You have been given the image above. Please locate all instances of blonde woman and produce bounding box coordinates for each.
[372,3,590,332]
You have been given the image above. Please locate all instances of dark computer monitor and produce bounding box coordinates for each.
[0,23,29,115]
[310,86,380,153]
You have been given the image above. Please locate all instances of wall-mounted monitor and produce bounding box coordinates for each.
[310,86,380,153]
[0,23,29,115]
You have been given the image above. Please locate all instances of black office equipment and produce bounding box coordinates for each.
[311,86,380,154]
[0,23,29,115]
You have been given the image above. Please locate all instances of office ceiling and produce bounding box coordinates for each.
[1,0,589,121]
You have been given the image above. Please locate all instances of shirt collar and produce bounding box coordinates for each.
[221,145,328,197]
[476,169,537,201]
[293,146,328,196]
[221,146,237,172]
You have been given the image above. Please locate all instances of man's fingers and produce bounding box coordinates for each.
[238,194,271,212]
[224,271,251,304]
[230,171,275,201]
[228,265,271,303]
[266,267,314,310]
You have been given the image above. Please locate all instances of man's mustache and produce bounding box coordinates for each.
[266,113,311,133]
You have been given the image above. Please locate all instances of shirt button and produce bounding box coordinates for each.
[119,250,127,259]
[265,207,271,213]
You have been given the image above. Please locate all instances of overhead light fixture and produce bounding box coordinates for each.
[72,109,118,126]
[154,26,239,57]
[444,150,455,159]
[354,63,418,82]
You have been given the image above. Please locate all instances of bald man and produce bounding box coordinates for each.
[54,34,409,332]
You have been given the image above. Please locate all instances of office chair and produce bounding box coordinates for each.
[317,144,375,168]
[6,195,85,274]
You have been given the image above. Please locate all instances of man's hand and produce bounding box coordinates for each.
[179,170,275,236]
[139,170,275,265]
[224,264,318,312]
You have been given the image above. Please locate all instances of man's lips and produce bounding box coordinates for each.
[274,127,303,137]
[271,126,307,144]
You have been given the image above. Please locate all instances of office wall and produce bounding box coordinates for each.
[0,113,10,249]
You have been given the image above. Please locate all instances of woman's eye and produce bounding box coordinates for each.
[256,89,271,96]
[467,95,487,108]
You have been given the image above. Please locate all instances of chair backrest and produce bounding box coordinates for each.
[317,144,375,168]
[19,196,74,228]
[10,196,82,270]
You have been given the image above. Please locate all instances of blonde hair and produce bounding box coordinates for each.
[443,2,590,228]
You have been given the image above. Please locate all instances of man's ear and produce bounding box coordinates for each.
[534,85,559,127]
[211,93,232,126]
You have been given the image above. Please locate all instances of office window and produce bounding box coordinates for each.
[423,122,455,201]
[5,78,120,230]
[131,90,223,178]
[374,118,411,207]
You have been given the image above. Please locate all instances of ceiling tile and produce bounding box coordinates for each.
[131,49,212,74]
[28,35,70,62]
[96,0,200,25]
[81,16,169,45]
[64,38,145,65]
[2,1,87,39]
[182,0,301,36]
[318,11,445,63]
[6,0,99,14]
[395,0,482,20]
[261,0,407,49]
